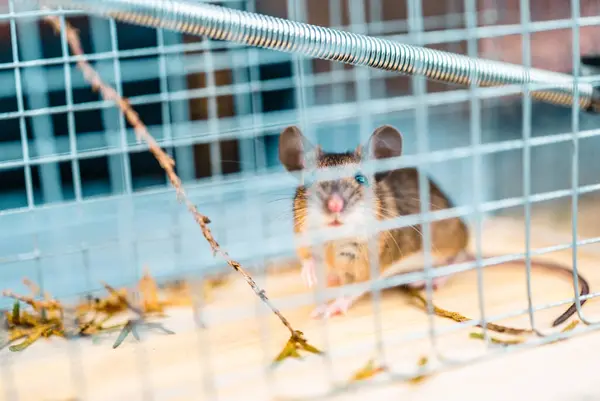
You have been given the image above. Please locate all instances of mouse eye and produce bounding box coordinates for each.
[354,173,368,185]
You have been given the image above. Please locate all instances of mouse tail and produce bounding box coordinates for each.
[449,252,588,328]
[550,270,590,327]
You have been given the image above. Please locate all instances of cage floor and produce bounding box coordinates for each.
[3,216,600,401]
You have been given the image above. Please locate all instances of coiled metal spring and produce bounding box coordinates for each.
[39,0,599,112]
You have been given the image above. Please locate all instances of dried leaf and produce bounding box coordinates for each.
[110,318,176,349]
[131,326,141,341]
[3,271,178,354]
[9,336,39,352]
[9,324,55,352]
[1,328,27,350]
[102,282,143,316]
[349,358,387,382]
[112,321,134,349]
[11,301,19,325]
[80,313,112,336]
[294,330,323,355]
[561,320,580,332]
[408,356,430,384]
[273,337,303,363]
[271,331,323,366]
[22,278,38,295]
[547,320,581,345]
[469,332,525,345]
[139,268,163,314]
[144,322,175,335]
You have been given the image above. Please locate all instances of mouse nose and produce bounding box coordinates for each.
[327,194,344,213]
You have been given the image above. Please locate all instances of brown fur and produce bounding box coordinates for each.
[280,125,589,327]
[290,151,468,287]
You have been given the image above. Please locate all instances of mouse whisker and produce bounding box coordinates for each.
[377,208,441,257]
[291,217,309,232]
[383,230,405,260]
[266,191,297,198]
[267,211,294,223]
[403,195,446,212]
[266,197,294,204]
[407,224,441,256]
[373,212,406,260]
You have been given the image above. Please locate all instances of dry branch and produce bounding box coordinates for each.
[42,14,316,360]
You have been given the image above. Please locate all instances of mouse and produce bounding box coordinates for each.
[278,124,590,327]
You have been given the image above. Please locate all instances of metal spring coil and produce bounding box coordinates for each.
[40,0,599,112]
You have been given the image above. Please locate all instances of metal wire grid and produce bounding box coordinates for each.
[0,9,598,173]
[0,0,599,399]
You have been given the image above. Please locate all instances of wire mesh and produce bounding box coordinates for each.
[0,0,599,400]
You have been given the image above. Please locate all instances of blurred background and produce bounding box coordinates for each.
[0,0,599,305]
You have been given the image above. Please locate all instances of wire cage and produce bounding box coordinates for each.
[1,0,600,400]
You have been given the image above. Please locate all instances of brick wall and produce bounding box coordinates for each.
[478,0,600,73]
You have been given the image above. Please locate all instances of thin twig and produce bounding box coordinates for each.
[42,15,296,336]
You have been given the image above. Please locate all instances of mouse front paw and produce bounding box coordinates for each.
[310,296,354,319]
[301,258,317,288]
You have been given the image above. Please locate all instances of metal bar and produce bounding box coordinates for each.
[244,1,272,391]
[407,0,441,361]
[108,19,133,194]
[202,41,222,179]
[57,12,88,399]
[366,0,386,99]
[348,0,385,366]
[0,13,598,100]
[105,16,150,395]
[37,0,600,112]
[5,126,600,214]
[1,5,22,401]
[61,17,82,202]
[0,67,596,127]
[3,2,600,33]
[229,1,255,175]
[465,0,489,346]
[284,0,336,388]
[3,213,600,299]
[569,0,597,325]
[16,3,63,203]
[89,16,126,194]
[8,76,600,172]
[519,0,548,337]
[161,30,196,183]
[328,0,346,105]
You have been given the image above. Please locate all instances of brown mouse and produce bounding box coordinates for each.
[278,124,589,326]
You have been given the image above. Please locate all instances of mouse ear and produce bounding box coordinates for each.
[366,125,403,159]
[278,126,317,172]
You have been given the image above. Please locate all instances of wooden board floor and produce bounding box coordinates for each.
[3,215,600,401]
